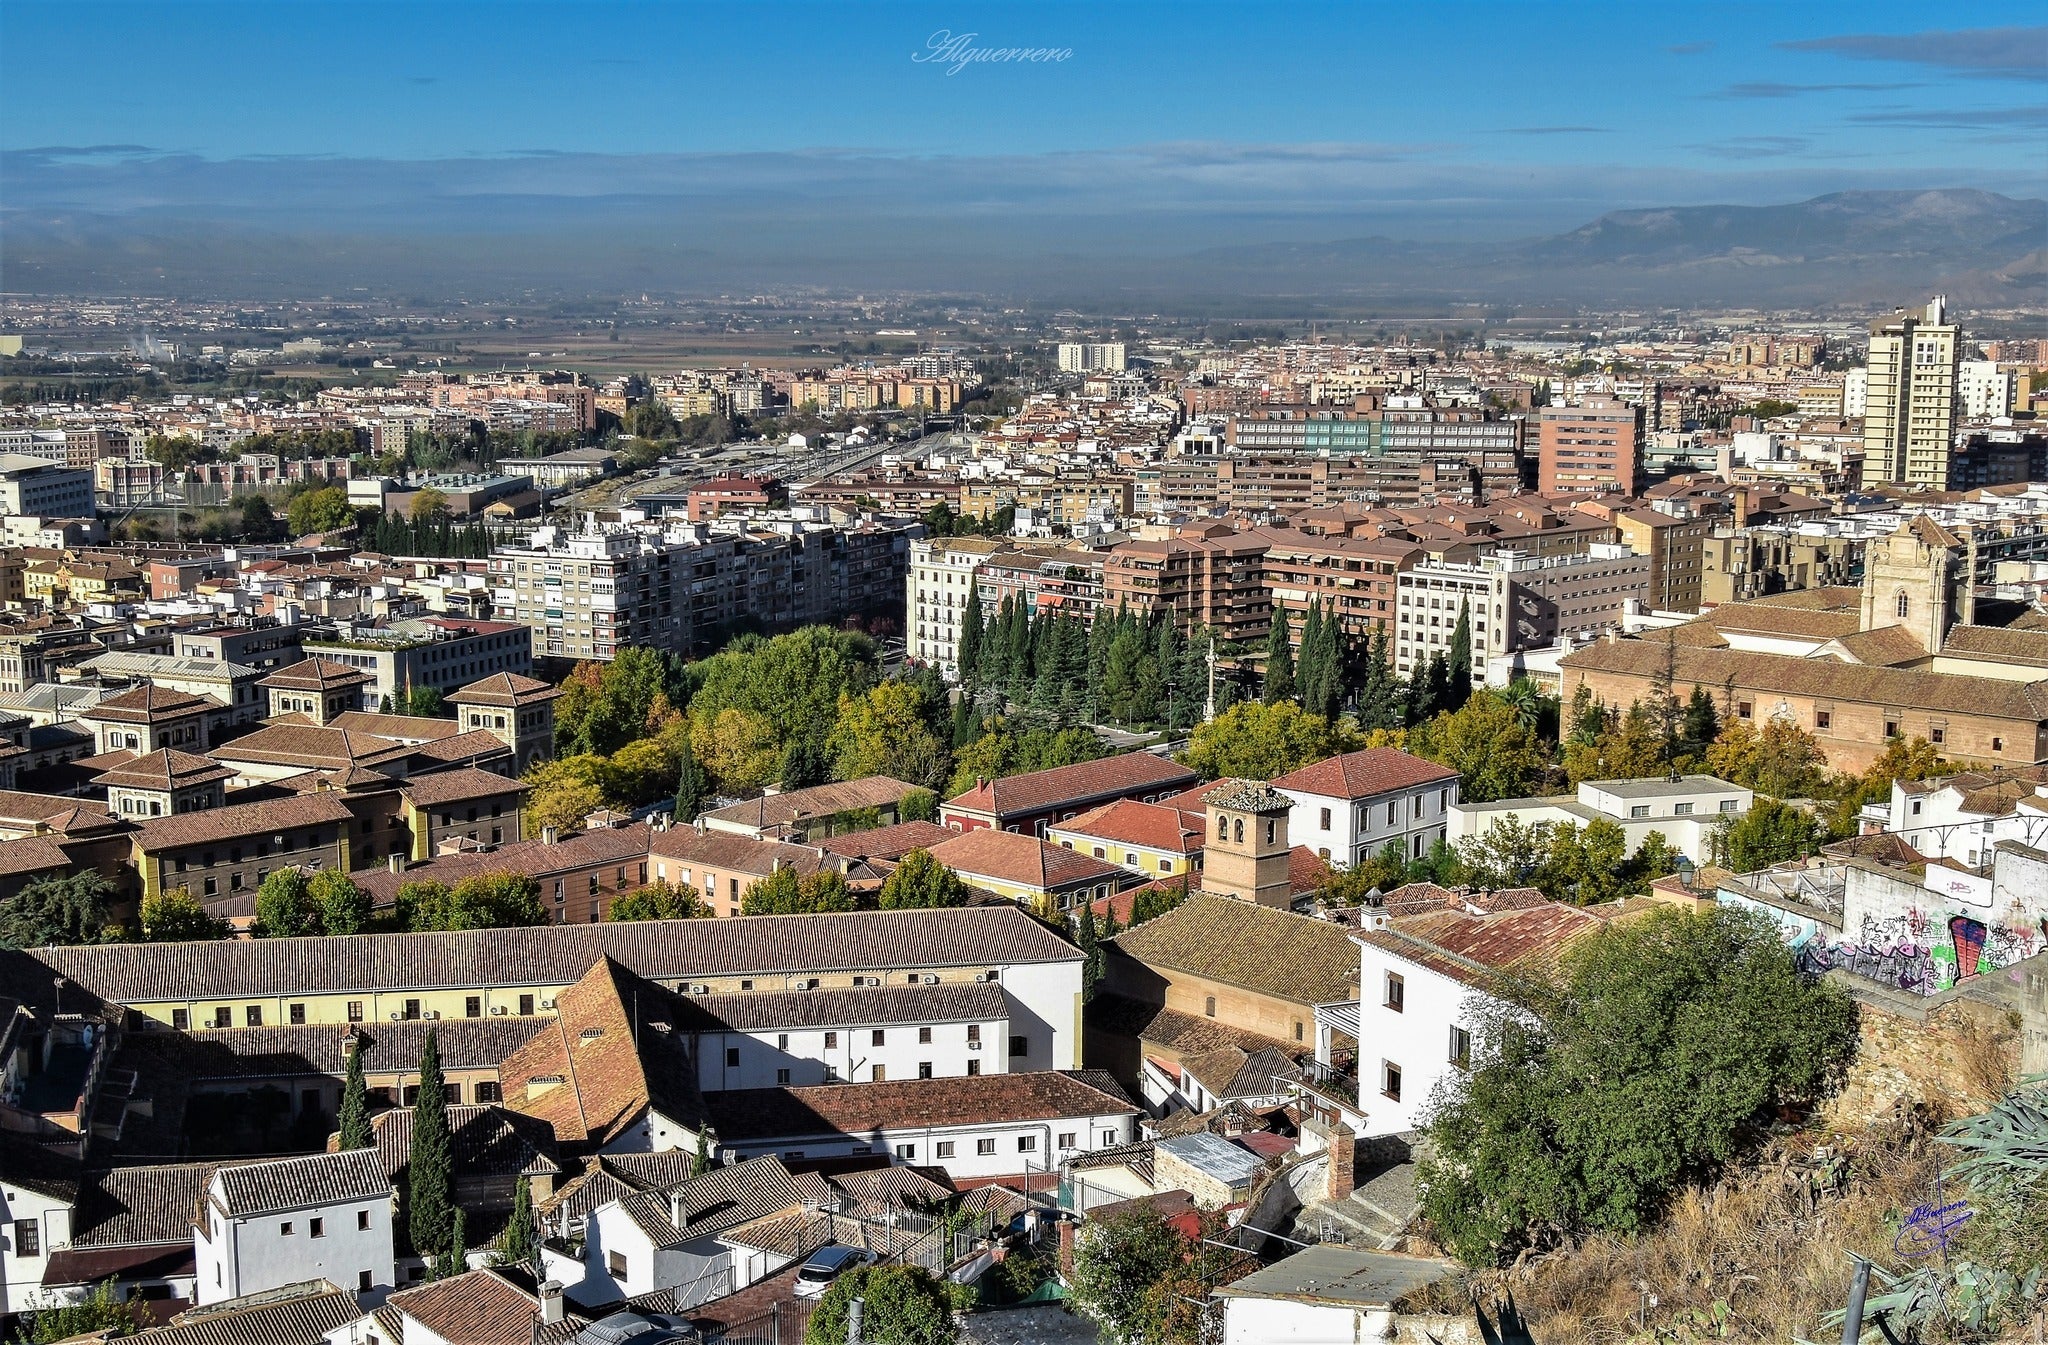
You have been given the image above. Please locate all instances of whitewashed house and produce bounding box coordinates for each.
[194,1148,394,1305]
[1272,748,1461,867]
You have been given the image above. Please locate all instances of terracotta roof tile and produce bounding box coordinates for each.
[928,827,1127,891]
[1053,799,1204,855]
[943,752,1197,823]
[1109,894,1360,1005]
[134,1287,361,1345]
[704,1070,1138,1143]
[399,767,525,808]
[134,792,354,854]
[814,820,958,861]
[1270,748,1458,801]
[700,777,922,836]
[208,1148,389,1217]
[451,672,564,707]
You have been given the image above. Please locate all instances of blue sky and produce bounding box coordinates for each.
[1,2,2042,277]
[5,1,2041,166]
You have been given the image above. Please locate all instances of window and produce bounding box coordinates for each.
[1896,591,1910,618]
[872,1029,885,1047]
[967,1059,981,1076]
[776,1033,789,1050]
[347,1001,364,1023]
[14,1219,39,1257]
[936,1141,956,1158]
[519,994,534,1016]
[1058,1132,1076,1149]
[1885,720,1900,738]
[1009,1035,1027,1057]
[608,1251,628,1280]
[1674,802,1693,816]
[1294,1020,1304,1042]
[896,1143,916,1160]
[310,1217,325,1238]
[475,1082,501,1103]
[1319,807,1331,830]
[966,1024,980,1043]
[1449,1026,1472,1070]
[213,1007,232,1029]
[1993,737,2005,753]
[280,1221,294,1235]
[1018,1135,1037,1153]
[1815,710,1832,730]
[1102,1129,1119,1145]
[1382,1061,1403,1101]
[824,1031,838,1049]
[871,1066,886,1081]
[1630,804,1650,819]
[1931,726,1946,745]
[1204,995,1216,1018]
[1719,799,1739,814]
[776,1068,792,1084]
[725,1047,740,1068]
[1266,819,1277,845]
[918,1027,932,1044]
[403,999,421,1021]
[1736,701,1753,720]
[1232,817,1243,844]
[359,1270,373,1292]
[977,1138,997,1155]
[1384,973,1404,1013]
[172,1008,189,1031]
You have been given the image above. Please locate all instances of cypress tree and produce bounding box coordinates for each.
[957,580,984,684]
[499,1173,537,1267]
[1447,599,1473,710]
[673,736,707,823]
[1263,606,1295,705]
[690,1129,712,1178]
[1360,626,1394,730]
[1423,651,1451,719]
[433,1208,467,1281]
[1077,904,1103,1002]
[408,1029,452,1263]
[1297,601,1325,714]
[338,1040,372,1151]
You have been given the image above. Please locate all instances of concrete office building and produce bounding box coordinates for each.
[1394,544,1651,684]
[1057,342,1126,373]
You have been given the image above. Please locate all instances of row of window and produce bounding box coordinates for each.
[171,993,541,1030]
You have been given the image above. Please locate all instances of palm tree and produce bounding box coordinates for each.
[1498,679,1543,735]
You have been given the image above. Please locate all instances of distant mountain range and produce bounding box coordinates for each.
[3,184,2041,308]
[1180,190,2047,306]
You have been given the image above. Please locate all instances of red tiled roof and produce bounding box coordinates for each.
[943,752,1197,823]
[134,792,354,853]
[650,827,830,877]
[928,827,1126,892]
[1354,903,1605,988]
[815,820,959,861]
[452,672,564,707]
[1270,748,1458,801]
[704,1070,1138,1142]
[1053,799,1204,855]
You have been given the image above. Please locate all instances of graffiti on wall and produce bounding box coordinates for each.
[1789,909,2048,996]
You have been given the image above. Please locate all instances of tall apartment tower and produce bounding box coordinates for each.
[1537,394,1644,495]
[1863,296,1961,489]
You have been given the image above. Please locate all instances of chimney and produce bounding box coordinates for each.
[538,1281,565,1326]
[388,854,404,874]
[541,825,558,845]
[1325,1122,1356,1202]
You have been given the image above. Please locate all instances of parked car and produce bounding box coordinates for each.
[792,1244,878,1299]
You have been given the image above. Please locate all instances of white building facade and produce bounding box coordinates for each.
[1272,748,1462,868]
[194,1149,394,1306]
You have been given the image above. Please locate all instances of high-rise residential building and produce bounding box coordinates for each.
[1958,360,2016,420]
[1103,524,1272,647]
[1056,342,1126,373]
[1863,296,1961,489]
[1537,395,1644,496]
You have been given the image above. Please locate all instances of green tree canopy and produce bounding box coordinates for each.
[740,867,858,916]
[1419,905,1857,1264]
[803,1264,957,1345]
[251,868,317,939]
[1181,700,1354,781]
[307,869,370,936]
[1406,690,1549,803]
[286,485,355,536]
[607,881,707,922]
[398,872,547,931]
[0,871,120,949]
[876,849,971,910]
[338,1040,373,1151]
[1721,797,1826,872]
[139,886,232,942]
[1069,1206,1190,1343]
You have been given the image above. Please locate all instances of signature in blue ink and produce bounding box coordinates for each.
[1894,1198,1973,1258]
